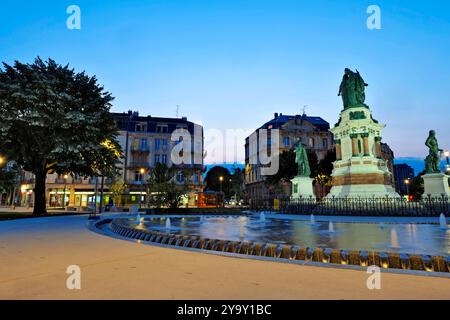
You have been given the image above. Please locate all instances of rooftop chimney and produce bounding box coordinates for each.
[274,113,279,118]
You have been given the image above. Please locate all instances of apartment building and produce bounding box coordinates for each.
[244,112,334,200]
[18,111,204,209]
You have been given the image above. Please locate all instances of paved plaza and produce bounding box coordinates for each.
[1,215,449,300]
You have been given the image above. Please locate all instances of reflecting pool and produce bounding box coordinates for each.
[128,215,450,256]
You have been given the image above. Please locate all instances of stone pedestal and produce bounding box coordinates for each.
[423,173,450,199]
[291,176,315,200]
[326,106,400,199]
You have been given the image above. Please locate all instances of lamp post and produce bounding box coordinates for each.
[89,176,100,220]
[219,176,224,193]
[139,168,146,209]
[62,174,69,209]
[219,176,224,208]
[404,179,410,199]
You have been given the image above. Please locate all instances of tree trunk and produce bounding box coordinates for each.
[33,170,47,216]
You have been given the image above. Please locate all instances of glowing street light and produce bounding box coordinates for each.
[404,179,410,198]
[139,168,146,209]
[0,156,5,166]
[219,176,224,193]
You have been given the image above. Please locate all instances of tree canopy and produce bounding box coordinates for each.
[0,57,121,215]
[204,166,232,196]
[145,163,191,209]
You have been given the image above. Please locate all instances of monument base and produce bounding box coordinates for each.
[291,176,315,200]
[325,184,400,199]
[423,173,450,199]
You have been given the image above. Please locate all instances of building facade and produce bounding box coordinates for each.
[244,112,333,200]
[393,163,415,195]
[19,111,205,209]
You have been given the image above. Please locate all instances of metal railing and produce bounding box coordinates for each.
[249,195,450,217]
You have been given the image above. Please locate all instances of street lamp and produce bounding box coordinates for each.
[0,156,5,167]
[404,179,410,198]
[62,174,69,209]
[139,168,146,209]
[219,176,224,193]
[219,176,224,208]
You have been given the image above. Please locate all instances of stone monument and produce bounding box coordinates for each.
[422,130,450,199]
[326,68,400,199]
[291,143,315,200]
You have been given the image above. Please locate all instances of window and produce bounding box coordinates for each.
[156,125,168,133]
[194,173,199,184]
[322,138,328,149]
[155,154,160,164]
[161,154,167,164]
[308,137,315,148]
[176,171,184,183]
[135,123,147,132]
[134,171,143,182]
[140,138,148,151]
[283,137,290,147]
[162,139,168,151]
[155,139,160,151]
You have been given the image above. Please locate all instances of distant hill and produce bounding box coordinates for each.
[204,159,446,179]
[393,157,448,176]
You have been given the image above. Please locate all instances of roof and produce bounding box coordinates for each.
[260,114,330,131]
[111,111,201,134]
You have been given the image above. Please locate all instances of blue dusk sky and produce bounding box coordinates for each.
[1,0,449,164]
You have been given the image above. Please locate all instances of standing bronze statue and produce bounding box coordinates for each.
[425,130,443,174]
[338,68,369,109]
[294,143,311,177]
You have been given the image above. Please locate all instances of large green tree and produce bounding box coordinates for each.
[409,171,425,201]
[265,149,319,185]
[146,163,191,209]
[0,58,121,215]
[0,164,18,204]
[204,166,232,196]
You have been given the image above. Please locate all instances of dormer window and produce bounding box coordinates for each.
[156,124,168,133]
[135,123,147,132]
